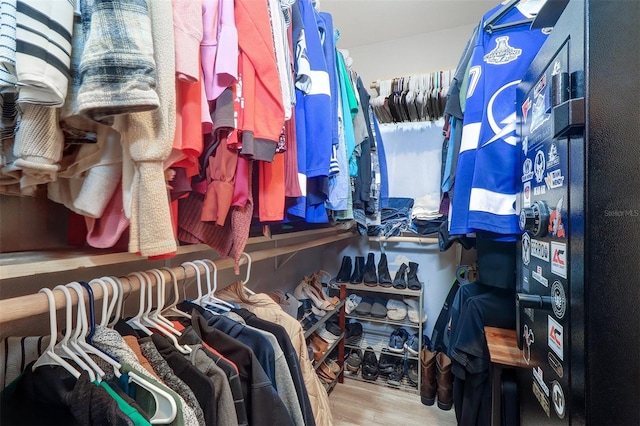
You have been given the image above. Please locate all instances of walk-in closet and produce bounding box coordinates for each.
[1,0,639,425]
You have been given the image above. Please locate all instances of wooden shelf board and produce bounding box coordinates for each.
[342,282,422,297]
[484,326,529,368]
[0,228,357,281]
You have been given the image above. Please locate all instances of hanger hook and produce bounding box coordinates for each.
[39,288,59,353]
[203,259,218,294]
[241,252,252,285]
[181,261,202,302]
[193,260,211,304]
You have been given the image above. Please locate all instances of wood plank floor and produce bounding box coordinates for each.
[329,378,457,426]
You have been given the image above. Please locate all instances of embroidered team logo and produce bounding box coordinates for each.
[484,36,522,65]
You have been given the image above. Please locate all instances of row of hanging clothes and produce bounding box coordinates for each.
[370,70,455,124]
[0,255,333,426]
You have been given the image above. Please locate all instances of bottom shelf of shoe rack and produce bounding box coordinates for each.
[343,370,419,395]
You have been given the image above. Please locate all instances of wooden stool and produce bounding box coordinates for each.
[485,327,529,425]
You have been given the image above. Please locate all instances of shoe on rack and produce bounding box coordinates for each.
[346,348,363,373]
[308,272,340,306]
[300,312,318,331]
[319,361,337,382]
[354,297,373,316]
[335,256,353,283]
[345,321,363,345]
[350,256,365,284]
[404,333,420,356]
[325,358,341,375]
[317,324,340,344]
[387,359,404,387]
[361,347,379,381]
[377,348,396,376]
[324,321,342,338]
[388,328,410,353]
[297,298,313,320]
[377,253,393,287]
[407,262,422,290]
[407,359,419,386]
[311,305,326,317]
[304,283,336,311]
[403,298,426,324]
[345,294,362,314]
[386,298,408,321]
[307,341,323,361]
[370,298,388,318]
[310,333,329,353]
[363,253,378,286]
[392,263,408,289]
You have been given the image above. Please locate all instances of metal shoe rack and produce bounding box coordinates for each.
[304,299,346,394]
[338,282,424,395]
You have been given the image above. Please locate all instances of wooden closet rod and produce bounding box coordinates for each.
[0,232,356,325]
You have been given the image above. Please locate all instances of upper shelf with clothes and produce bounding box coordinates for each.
[370,70,455,124]
[0,227,357,282]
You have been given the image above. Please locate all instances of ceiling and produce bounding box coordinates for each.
[319,0,500,49]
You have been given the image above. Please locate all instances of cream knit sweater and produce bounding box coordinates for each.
[116,0,177,257]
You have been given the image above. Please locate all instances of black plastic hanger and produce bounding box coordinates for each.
[484,0,534,34]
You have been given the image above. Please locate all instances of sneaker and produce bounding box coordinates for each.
[346,348,363,373]
[388,328,410,353]
[361,347,379,381]
[377,348,396,376]
[404,333,420,356]
[345,321,363,345]
[345,294,362,314]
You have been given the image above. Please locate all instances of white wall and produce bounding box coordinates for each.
[338,23,477,96]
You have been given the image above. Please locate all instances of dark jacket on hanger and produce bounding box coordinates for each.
[233,307,316,426]
[186,308,294,426]
[150,334,218,426]
[177,325,248,426]
[202,312,277,389]
[0,363,134,425]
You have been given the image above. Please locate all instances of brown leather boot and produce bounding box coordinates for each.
[436,352,453,410]
[420,348,437,406]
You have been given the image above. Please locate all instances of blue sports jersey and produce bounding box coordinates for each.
[449,2,549,238]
